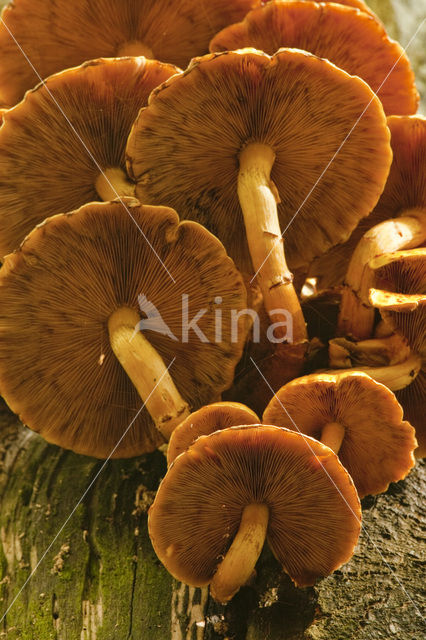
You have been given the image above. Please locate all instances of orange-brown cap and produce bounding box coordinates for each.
[127,47,391,274]
[0,0,258,106]
[167,401,259,464]
[263,371,417,497]
[311,114,426,287]
[149,425,361,589]
[0,56,180,257]
[0,199,247,458]
[210,1,418,116]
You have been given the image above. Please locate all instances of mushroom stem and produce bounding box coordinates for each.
[116,41,154,59]
[326,352,422,392]
[321,422,345,454]
[210,502,269,603]
[337,210,426,339]
[238,142,307,349]
[95,167,135,201]
[108,307,190,440]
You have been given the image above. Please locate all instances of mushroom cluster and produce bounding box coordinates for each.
[0,0,423,612]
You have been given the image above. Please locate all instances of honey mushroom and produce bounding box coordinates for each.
[210,0,418,116]
[0,199,247,457]
[311,114,425,311]
[0,56,181,256]
[167,401,259,465]
[127,47,392,377]
[263,371,417,498]
[0,0,257,106]
[149,425,361,603]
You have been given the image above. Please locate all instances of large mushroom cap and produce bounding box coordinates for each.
[0,56,180,256]
[149,425,361,589]
[167,401,259,464]
[210,1,418,116]
[311,114,426,287]
[0,199,247,458]
[263,371,417,497]
[127,47,391,273]
[0,0,258,106]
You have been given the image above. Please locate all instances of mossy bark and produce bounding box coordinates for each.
[1,404,425,639]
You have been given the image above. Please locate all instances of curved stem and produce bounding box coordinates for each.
[95,167,135,201]
[321,422,345,454]
[325,352,422,392]
[238,143,307,350]
[338,210,426,340]
[210,503,269,603]
[108,307,190,440]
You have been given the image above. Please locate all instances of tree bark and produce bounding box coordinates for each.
[0,403,425,640]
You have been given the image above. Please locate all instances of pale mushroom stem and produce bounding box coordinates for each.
[321,422,345,454]
[210,503,269,603]
[108,307,190,440]
[326,352,422,392]
[338,210,426,340]
[116,41,154,59]
[329,333,410,368]
[95,167,136,201]
[238,142,308,350]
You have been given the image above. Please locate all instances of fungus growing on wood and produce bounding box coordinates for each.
[167,401,259,464]
[0,0,257,106]
[210,1,418,116]
[127,47,391,373]
[149,425,361,602]
[263,371,417,497]
[367,249,426,457]
[0,199,247,458]
[0,56,180,256]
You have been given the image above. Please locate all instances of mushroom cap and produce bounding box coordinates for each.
[0,56,180,257]
[263,371,417,497]
[0,0,258,106]
[0,199,247,458]
[167,401,259,464]
[127,47,391,273]
[210,1,418,116]
[149,425,361,588]
[310,114,426,287]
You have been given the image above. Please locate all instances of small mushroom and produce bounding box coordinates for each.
[149,425,361,602]
[210,0,418,116]
[167,401,259,465]
[0,56,179,256]
[127,47,392,372]
[263,371,417,497]
[0,0,257,106]
[0,199,247,458]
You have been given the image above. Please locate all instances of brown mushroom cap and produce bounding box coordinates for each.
[0,56,180,257]
[310,114,426,287]
[210,1,418,116]
[263,371,417,497]
[127,47,391,274]
[167,401,259,464]
[149,425,361,589]
[0,0,257,106]
[0,199,247,458]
